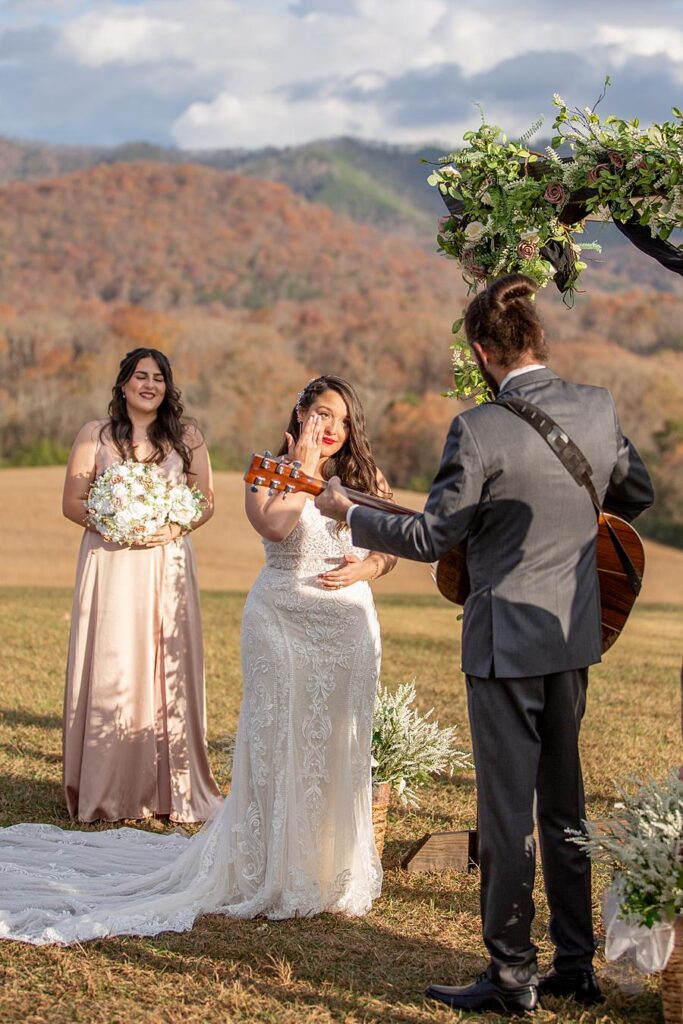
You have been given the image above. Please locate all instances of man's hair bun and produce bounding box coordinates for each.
[464,273,546,369]
[491,274,538,311]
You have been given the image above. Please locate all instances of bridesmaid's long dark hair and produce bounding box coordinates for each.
[278,375,388,497]
[102,348,194,474]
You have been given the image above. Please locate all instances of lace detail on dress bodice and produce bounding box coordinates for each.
[263,499,369,574]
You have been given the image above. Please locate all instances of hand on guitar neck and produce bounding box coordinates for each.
[314,475,353,523]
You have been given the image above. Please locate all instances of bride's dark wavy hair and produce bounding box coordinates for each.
[278,375,388,498]
[102,348,194,474]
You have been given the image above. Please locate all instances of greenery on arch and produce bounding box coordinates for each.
[428,84,683,402]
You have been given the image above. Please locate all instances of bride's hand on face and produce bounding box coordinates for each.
[285,412,324,474]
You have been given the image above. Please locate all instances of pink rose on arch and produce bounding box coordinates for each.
[462,250,488,279]
[468,264,488,280]
[516,239,538,260]
[587,163,610,184]
[544,182,566,205]
[608,150,625,169]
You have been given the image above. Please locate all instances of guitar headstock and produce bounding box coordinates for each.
[244,453,324,498]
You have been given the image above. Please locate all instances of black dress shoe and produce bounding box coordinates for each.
[425,977,539,1015]
[538,968,604,1006]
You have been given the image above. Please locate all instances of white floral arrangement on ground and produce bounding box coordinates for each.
[371,681,471,806]
[86,460,204,546]
[568,771,683,972]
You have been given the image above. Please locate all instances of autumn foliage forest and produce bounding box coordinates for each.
[1,152,682,545]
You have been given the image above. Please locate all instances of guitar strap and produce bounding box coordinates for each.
[497,395,642,596]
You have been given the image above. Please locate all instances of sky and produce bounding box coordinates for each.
[0,0,682,151]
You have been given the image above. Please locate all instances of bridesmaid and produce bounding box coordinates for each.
[61,348,222,823]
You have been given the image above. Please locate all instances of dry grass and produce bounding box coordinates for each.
[2,466,683,605]
[0,584,681,1023]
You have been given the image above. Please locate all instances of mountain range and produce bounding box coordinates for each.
[1,132,680,292]
[0,135,680,546]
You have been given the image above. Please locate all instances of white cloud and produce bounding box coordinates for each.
[597,23,683,71]
[174,91,364,148]
[61,13,180,66]
[5,0,683,147]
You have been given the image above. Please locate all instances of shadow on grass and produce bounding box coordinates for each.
[0,774,66,826]
[0,743,61,765]
[89,913,487,1022]
[380,861,480,912]
[0,707,62,730]
[84,911,664,1023]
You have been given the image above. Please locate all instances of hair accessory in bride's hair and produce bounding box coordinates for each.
[295,378,319,412]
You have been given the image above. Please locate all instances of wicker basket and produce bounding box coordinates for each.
[663,918,683,1024]
[371,781,391,859]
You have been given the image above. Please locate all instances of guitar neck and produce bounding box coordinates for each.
[244,453,418,516]
[293,474,417,516]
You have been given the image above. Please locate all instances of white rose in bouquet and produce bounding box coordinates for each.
[129,499,152,520]
[168,485,201,528]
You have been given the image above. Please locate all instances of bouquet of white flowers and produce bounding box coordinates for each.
[86,460,204,546]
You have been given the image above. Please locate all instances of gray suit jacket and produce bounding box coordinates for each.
[352,369,654,678]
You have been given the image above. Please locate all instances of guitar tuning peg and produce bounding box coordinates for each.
[250,485,258,493]
[267,488,275,497]
[264,450,273,458]
[292,460,302,470]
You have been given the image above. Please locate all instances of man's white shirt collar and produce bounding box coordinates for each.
[498,364,546,394]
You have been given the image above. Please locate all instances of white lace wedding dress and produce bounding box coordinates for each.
[0,500,383,944]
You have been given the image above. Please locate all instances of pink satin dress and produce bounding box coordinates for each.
[63,435,222,823]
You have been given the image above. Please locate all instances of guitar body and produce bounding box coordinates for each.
[434,512,645,653]
[244,454,645,654]
[596,513,645,652]
[434,545,469,607]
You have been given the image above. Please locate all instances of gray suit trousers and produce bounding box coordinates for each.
[466,668,595,985]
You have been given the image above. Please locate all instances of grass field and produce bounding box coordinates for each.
[0,582,681,1023]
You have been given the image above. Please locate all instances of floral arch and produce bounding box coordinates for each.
[428,85,683,399]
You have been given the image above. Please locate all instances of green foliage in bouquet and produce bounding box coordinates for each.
[371,681,471,806]
[569,771,683,928]
[430,80,683,403]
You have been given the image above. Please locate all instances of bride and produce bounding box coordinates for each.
[0,375,396,944]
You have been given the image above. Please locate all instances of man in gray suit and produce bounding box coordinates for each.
[315,274,654,1015]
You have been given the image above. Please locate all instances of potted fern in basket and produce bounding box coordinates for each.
[371,681,471,857]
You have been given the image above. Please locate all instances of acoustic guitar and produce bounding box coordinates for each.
[244,454,645,653]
